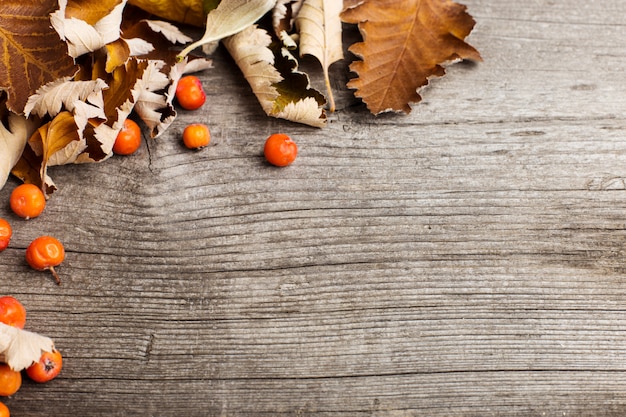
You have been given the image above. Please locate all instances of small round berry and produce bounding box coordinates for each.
[0,363,21,396]
[0,219,11,251]
[26,236,65,285]
[26,349,63,383]
[182,124,211,149]
[10,183,46,220]
[113,119,142,155]
[264,133,298,167]
[0,402,9,417]
[176,76,206,110]
[0,296,26,329]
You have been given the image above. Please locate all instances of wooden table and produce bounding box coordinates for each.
[2,0,625,415]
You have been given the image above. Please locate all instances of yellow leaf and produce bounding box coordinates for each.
[127,0,206,27]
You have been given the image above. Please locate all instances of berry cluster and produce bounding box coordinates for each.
[0,296,63,416]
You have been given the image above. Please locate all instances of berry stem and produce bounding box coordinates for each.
[48,266,61,286]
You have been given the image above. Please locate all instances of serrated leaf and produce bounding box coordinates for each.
[296,0,344,111]
[24,78,108,119]
[143,20,194,44]
[223,25,326,127]
[0,1,77,114]
[178,0,276,60]
[273,0,304,34]
[341,0,481,114]
[0,322,55,372]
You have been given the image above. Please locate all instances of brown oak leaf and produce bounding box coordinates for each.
[341,0,482,114]
[0,1,77,114]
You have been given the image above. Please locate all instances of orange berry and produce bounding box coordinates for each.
[182,124,211,149]
[0,219,11,251]
[9,184,46,220]
[175,76,206,110]
[26,349,63,383]
[0,402,9,417]
[26,236,65,285]
[0,363,21,396]
[264,133,298,167]
[113,119,142,155]
[0,296,26,329]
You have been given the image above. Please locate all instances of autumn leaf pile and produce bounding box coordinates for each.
[0,0,480,195]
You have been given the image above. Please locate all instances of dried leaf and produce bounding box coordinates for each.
[0,1,77,114]
[142,20,193,44]
[341,0,481,114]
[51,0,126,58]
[273,0,304,34]
[178,0,276,60]
[0,112,37,190]
[24,78,108,119]
[223,25,326,128]
[296,0,344,111]
[127,0,206,27]
[0,322,55,372]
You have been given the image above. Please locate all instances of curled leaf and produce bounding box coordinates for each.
[0,112,37,190]
[0,322,55,371]
[51,0,127,58]
[223,25,326,127]
[296,0,344,111]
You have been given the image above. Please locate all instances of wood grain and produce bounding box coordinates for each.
[1,0,626,415]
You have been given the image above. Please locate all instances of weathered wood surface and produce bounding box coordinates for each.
[2,0,626,415]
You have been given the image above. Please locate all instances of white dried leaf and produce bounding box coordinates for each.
[125,38,155,56]
[24,78,109,118]
[143,20,193,44]
[0,323,55,371]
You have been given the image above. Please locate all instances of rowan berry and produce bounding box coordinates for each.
[0,296,26,329]
[26,349,63,383]
[25,236,65,285]
[0,402,9,417]
[0,219,11,251]
[113,118,142,155]
[0,363,21,396]
[264,133,298,167]
[9,184,46,220]
[175,75,206,110]
[182,124,211,149]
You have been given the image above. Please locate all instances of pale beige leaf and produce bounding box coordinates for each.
[223,25,326,127]
[125,37,155,56]
[51,0,126,58]
[24,78,108,118]
[273,0,304,34]
[143,20,193,44]
[0,113,37,190]
[0,322,55,371]
[296,0,343,110]
[178,0,276,60]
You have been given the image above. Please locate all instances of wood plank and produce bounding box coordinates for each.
[1,0,625,415]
